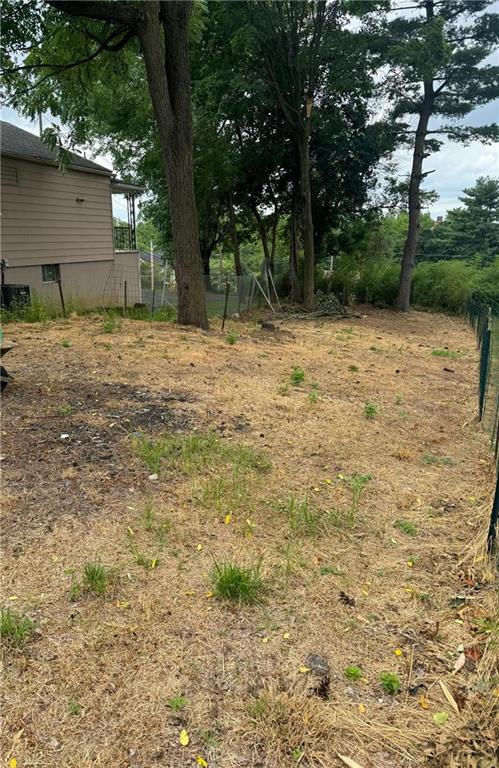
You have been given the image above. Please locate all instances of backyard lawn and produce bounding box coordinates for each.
[1,309,497,768]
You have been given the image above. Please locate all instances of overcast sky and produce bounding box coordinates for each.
[2,0,499,221]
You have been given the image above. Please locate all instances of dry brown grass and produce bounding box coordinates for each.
[1,308,497,767]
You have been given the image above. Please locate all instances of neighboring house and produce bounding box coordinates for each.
[0,120,142,309]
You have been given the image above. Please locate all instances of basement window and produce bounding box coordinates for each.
[42,264,60,283]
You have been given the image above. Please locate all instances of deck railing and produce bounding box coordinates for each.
[113,225,136,251]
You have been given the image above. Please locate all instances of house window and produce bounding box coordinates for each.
[42,264,60,283]
[1,164,19,186]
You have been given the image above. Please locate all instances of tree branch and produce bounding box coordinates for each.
[45,0,141,28]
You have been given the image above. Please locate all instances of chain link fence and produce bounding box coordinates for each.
[468,299,499,551]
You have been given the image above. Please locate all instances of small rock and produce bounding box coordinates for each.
[148,473,158,481]
[60,433,70,440]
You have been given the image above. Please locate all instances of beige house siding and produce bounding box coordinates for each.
[1,157,114,266]
[4,252,141,310]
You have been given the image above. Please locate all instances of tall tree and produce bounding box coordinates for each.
[248,0,339,309]
[2,0,208,328]
[376,0,499,310]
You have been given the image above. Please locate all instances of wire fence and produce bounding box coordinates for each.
[468,299,499,551]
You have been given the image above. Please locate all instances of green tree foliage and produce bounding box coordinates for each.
[421,177,499,266]
[362,0,499,310]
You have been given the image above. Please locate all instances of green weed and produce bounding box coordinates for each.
[345,473,371,524]
[319,565,343,576]
[422,452,454,467]
[290,366,305,386]
[348,364,359,372]
[344,665,363,681]
[364,401,379,420]
[142,501,155,530]
[0,608,34,647]
[226,331,239,345]
[308,389,320,404]
[102,314,121,334]
[379,671,401,695]
[286,495,322,535]
[168,694,187,711]
[56,404,73,417]
[211,559,264,604]
[61,339,71,348]
[393,519,417,536]
[68,698,83,715]
[132,549,159,570]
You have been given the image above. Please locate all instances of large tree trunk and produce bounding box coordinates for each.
[289,207,301,302]
[46,0,208,328]
[396,104,432,312]
[140,1,208,328]
[396,0,434,313]
[298,121,315,309]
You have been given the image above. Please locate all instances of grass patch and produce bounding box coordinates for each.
[211,559,264,604]
[431,348,462,359]
[422,452,454,467]
[379,671,401,695]
[71,562,115,599]
[0,608,34,647]
[290,366,305,386]
[196,469,248,517]
[348,364,359,372]
[133,432,270,476]
[393,519,417,536]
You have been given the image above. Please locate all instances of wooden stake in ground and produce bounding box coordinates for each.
[221,277,230,330]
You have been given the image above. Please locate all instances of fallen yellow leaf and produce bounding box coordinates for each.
[358,703,366,714]
[419,695,429,709]
[224,514,232,525]
[179,729,189,746]
[394,648,403,657]
[197,544,202,551]
[195,757,208,767]
[283,632,290,640]
[9,759,17,768]
[205,591,214,598]
[299,666,310,674]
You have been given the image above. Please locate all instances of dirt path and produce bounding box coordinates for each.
[1,309,497,767]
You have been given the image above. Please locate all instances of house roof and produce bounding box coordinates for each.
[0,120,112,175]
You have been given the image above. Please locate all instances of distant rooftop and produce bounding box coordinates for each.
[0,120,112,175]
